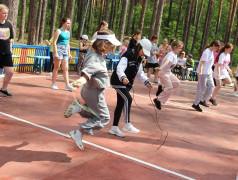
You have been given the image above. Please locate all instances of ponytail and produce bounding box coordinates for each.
[215,43,233,63]
[199,40,221,59]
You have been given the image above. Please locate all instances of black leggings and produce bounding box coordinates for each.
[113,87,132,126]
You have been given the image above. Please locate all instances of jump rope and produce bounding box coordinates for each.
[130,83,168,151]
[71,78,168,151]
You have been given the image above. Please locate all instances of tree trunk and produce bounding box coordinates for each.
[38,0,48,44]
[231,11,238,67]
[60,0,67,21]
[148,0,159,39]
[200,0,214,51]
[112,0,117,30]
[185,0,196,51]
[190,0,204,54]
[224,0,238,43]
[77,0,84,39]
[125,0,135,36]
[192,0,198,26]
[182,0,192,50]
[118,0,129,43]
[65,0,76,35]
[27,0,38,45]
[87,0,93,33]
[109,0,114,29]
[154,0,165,40]
[0,0,20,40]
[215,0,223,38]
[35,0,43,45]
[116,0,122,29]
[138,0,148,33]
[104,0,110,22]
[18,0,26,42]
[165,0,173,36]
[81,0,90,36]
[98,0,105,23]
[48,0,58,40]
[175,0,184,38]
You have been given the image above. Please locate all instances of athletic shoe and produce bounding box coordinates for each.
[199,101,209,107]
[64,99,82,118]
[47,72,52,76]
[209,98,217,106]
[0,89,12,97]
[109,126,125,137]
[153,82,159,85]
[122,123,140,133]
[50,83,59,90]
[233,92,238,97]
[192,104,202,112]
[156,85,163,96]
[153,98,161,110]
[69,130,84,150]
[65,84,76,92]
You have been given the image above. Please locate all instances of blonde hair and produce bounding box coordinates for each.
[92,29,116,54]
[0,4,9,11]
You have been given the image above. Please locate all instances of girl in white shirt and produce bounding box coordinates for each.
[192,40,221,112]
[154,40,184,110]
[210,43,233,105]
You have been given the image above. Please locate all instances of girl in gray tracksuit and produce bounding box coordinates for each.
[64,30,121,150]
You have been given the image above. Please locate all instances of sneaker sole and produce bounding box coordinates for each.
[108,131,125,138]
[122,128,140,133]
[64,99,81,118]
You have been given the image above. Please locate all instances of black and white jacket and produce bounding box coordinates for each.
[111,48,149,89]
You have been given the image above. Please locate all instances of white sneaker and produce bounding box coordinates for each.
[50,83,59,90]
[109,126,125,137]
[65,84,76,92]
[64,99,82,118]
[233,92,238,97]
[47,72,52,76]
[69,129,84,150]
[122,123,140,133]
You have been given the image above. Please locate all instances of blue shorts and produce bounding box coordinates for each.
[54,43,68,60]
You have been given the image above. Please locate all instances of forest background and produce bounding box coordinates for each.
[1,0,238,67]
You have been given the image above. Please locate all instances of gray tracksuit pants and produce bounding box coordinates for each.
[79,85,110,135]
[194,74,214,105]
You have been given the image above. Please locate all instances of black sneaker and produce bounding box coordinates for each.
[209,98,217,106]
[156,85,163,96]
[199,101,209,107]
[153,98,161,110]
[0,89,12,97]
[192,104,202,112]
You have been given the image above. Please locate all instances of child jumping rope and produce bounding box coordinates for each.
[210,43,233,105]
[64,30,121,150]
[109,39,152,137]
[153,40,184,110]
[192,40,221,112]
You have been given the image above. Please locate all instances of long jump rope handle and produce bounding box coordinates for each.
[71,81,82,87]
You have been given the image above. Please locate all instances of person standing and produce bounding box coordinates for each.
[192,40,221,112]
[210,43,233,105]
[92,21,108,40]
[77,34,89,75]
[45,37,54,76]
[146,35,160,84]
[158,38,172,66]
[0,4,14,97]
[128,29,141,49]
[50,17,75,91]
[185,54,194,80]
[176,51,186,80]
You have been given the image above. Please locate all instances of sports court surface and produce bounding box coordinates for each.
[0,72,238,180]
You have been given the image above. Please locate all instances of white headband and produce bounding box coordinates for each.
[91,34,121,46]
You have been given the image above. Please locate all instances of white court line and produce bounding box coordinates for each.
[106,87,238,121]
[0,111,195,180]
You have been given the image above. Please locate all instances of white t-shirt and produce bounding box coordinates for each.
[197,48,214,75]
[177,57,186,66]
[213,52,230,79]
[161,51,177,72]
